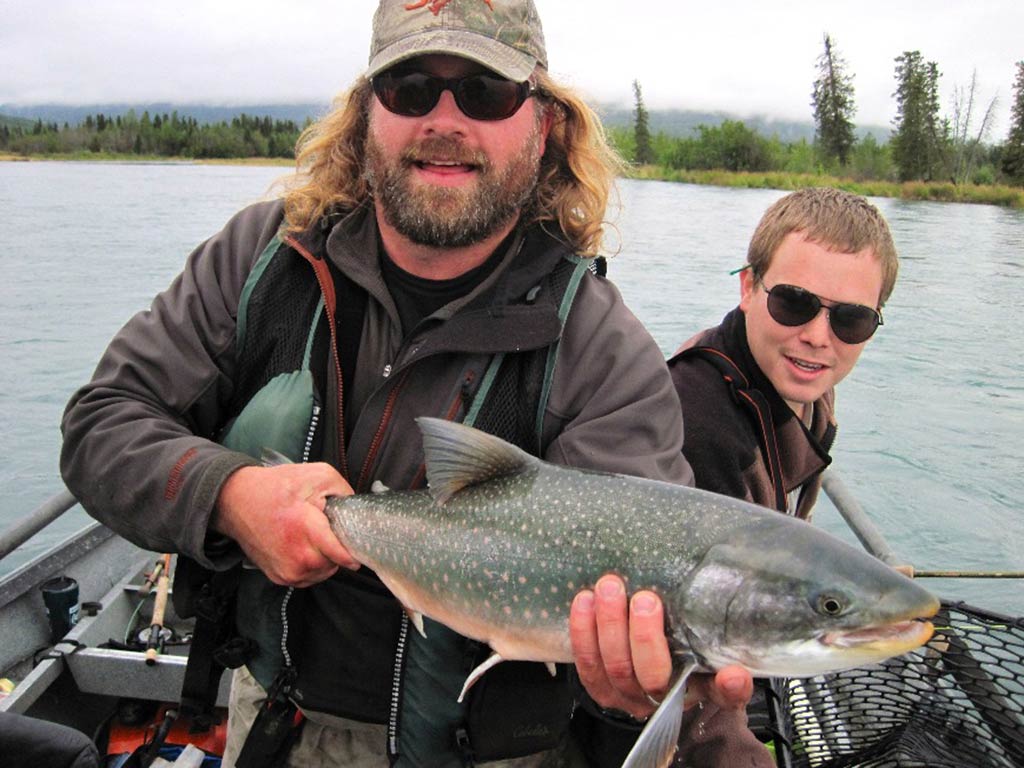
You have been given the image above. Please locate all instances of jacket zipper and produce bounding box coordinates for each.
[387,613,410,759]
[355,368,413,493]
[384,367,480,758]
[278,401,322,692]
[285,235,350,479]
[302,404,322,464]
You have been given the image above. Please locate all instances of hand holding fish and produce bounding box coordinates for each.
[570,575,671,719]
[569,575,757,720]
[213,462,360,586]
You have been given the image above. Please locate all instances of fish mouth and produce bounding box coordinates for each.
[822,619,935,651]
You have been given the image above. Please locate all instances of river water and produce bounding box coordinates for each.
[1,161,1022,614]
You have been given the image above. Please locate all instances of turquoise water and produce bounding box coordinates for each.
[1,162,1022,614]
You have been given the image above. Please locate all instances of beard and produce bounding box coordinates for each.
[364,124,542,249]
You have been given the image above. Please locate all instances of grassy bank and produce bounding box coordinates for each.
[4,152,1023,208]
[628,165,1024,209]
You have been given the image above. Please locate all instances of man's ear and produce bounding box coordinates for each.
[738,268,756,313]
[537,105,554,158]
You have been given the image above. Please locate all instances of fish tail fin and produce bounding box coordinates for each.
[415,417,539,505]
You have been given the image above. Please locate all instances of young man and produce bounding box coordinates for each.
[61,1,755,765]
[669,187,899,519]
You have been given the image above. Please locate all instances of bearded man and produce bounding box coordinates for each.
[62,1,760,765]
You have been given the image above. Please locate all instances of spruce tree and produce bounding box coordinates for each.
[1002,61,1024,185]
[892,51,947,181]
[811,34,857,167]
[632,80,654,165]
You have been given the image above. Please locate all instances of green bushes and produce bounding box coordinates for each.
[609,119,1022,207]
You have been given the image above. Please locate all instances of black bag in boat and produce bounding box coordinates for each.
[0,711,100,768]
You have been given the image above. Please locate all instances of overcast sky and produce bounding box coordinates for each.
[1,1,1020,137]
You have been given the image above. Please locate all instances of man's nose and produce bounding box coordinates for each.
[798,308,832,346]
[422,89,467,135]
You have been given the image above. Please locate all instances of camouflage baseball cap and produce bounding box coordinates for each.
[368,0,547,82]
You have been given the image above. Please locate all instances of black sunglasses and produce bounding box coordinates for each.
[757,278,883,344]
[371,69,537,122]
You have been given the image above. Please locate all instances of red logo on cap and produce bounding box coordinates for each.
[405,0,493,15]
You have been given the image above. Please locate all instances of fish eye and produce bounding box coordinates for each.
[806,593,847,618]
[816,594,846,616]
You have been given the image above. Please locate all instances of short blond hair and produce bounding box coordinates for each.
[280,69,624,258]
[748,187,899,306]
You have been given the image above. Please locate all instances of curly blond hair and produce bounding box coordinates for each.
[280,70,623,257]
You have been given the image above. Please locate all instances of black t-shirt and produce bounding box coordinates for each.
[379,238,509,337]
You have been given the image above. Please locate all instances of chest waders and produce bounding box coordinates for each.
[170,232,594,767]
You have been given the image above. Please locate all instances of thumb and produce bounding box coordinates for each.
[312,504,360,570]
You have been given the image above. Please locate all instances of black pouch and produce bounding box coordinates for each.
[236,669,303,768]
[567,702,644,768]
[464,660,574,762]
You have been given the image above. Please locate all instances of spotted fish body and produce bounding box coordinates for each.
[329,446,704,664]
[322,418,939,767]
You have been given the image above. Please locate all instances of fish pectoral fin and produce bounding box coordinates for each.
[457,652,505,703]
[546,662,557,678]
[415,417,538,505]
[621,659,697,768]
[407,610,426,638]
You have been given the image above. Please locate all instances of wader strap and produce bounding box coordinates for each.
[679,346,789,512]
[176,562,249,731]
[463,353,505,428]
[236,235,282,348]
[536,256,589,444]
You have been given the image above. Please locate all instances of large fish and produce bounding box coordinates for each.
[319,417,939,768]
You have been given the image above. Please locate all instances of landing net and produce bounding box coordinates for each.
[769,600,1024,768]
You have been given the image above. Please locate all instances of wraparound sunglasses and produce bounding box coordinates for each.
[371,69,537,121]
[757,277,883,344]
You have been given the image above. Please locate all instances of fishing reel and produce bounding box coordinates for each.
[132,625,178,650]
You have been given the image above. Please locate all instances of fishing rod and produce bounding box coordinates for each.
[144,554,172,665]
[137,555,167,598]
[912,570,1024,579]
[821,472,1024,580]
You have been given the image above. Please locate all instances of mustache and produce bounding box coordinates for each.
[401,137,489,168]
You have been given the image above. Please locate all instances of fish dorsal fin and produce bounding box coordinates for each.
[622,659,696,768]
[415,417,538,506]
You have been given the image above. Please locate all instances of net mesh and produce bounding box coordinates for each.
[769,600,1024,767]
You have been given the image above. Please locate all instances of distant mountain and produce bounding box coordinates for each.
[0,113,36,131]
[0,102,890,142]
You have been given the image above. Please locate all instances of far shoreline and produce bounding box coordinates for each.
[3,152,1022,209]
[0,152,294,167]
